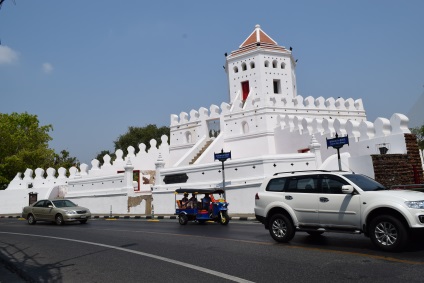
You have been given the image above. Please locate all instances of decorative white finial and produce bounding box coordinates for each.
[255,24,260,29]
[309,134,321,149]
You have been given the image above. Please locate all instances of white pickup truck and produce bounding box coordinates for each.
[254,170,424,251]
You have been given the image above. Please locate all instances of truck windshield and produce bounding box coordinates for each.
[344,174,387,191]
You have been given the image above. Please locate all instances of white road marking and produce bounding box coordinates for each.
[0,232,254,283]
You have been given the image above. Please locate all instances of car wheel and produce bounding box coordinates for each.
[369,215,408,252]
[219,211,230,225]
[306,231,324,237]
[80,220,88,224]
[269,213,295,243]
[55,214,64,225]
[27,214,36,225]
[178,214,188,225]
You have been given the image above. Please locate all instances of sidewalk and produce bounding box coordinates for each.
[0,260,26,283]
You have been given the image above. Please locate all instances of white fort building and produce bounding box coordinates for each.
[1,25,422,217]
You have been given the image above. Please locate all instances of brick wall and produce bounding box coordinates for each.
[372,133,424,188]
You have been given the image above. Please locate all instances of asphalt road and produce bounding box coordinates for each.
[1,218,424,282]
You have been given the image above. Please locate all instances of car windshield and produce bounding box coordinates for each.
[343,174,387,191]
[52,200,77,208]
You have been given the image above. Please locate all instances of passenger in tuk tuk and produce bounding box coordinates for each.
[187,193,197,209]
[181,193,189,208]
[201,193,212,212]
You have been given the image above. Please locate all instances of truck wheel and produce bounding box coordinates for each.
[178,214,188,225]
[369,215,408,252]
[269,213,295,243]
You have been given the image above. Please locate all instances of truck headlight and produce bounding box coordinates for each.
[405,200,424,209]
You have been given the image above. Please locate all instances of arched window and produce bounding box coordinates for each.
[250,62,255,69]
[242,121,249,134]
[272,60,278,68]
[281,62,286,69]
[233,66,239,73]
[241,63,247,71]
[185,131,192,144]
[264,61,269,67]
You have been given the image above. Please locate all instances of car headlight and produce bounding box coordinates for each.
[64,210,77,214]
[405,200,424,209]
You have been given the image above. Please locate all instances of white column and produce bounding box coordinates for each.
[309,134,322,168]
[124,158,134,189]
[155,153,165,186]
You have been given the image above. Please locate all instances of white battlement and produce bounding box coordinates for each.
[170,95,365,127]
[277,113,410,139]
[5,136,170,191]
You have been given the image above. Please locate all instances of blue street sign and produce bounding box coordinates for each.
[326,136,349,149]
[214,151,231,161]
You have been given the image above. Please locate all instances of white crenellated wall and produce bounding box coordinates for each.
[1,138,170,215]
[170,95,366,130]
[274,113,411,177]
[168,94,367,166]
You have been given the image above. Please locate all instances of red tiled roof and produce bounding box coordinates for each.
[240,24,277,47]
[229,25,288,58]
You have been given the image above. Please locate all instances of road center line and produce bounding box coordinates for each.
[0,232,253,283]
[95,228,424,266]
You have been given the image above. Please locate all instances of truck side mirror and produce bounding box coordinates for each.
[341,185,354,194]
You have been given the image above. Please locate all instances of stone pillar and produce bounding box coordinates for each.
[309,134,322,168]
[124,158,134,190]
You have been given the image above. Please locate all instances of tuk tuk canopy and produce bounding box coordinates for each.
[174,188,225,195]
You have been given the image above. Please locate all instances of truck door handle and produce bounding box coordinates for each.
[320,197,329,203]
[285,196,293,200]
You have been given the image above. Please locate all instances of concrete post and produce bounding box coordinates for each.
[124,158,134,190]
[309,134,322,168]
[154,153,165,185]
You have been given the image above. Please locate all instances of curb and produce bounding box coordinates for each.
[1,215,257,221]
[92,215,257,221]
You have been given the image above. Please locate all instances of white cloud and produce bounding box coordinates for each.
[42,62,53,74]
[0,45,19,64]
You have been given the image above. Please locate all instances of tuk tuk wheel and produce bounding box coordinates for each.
[219,211,230,225]
[179,214,188,225]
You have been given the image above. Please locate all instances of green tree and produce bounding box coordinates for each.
[94,125,169,165]
[0,112,78,189]
[411,125,424,150]
[0,112,55,188]
[113,124,170,155]
[95,150,116,166]
[54,150,78,169]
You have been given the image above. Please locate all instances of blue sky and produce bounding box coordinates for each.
[0,0,423,165]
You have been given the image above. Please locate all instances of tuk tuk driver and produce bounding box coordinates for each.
[201,193,212,212]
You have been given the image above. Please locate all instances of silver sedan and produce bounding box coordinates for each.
[22,199,91,225]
